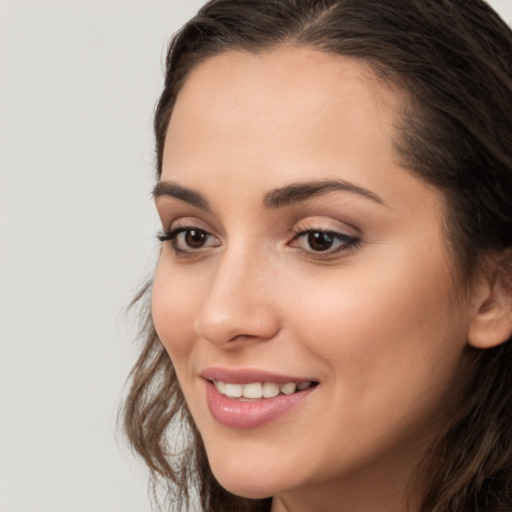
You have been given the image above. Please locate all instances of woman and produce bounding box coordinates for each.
[122,1,512,511]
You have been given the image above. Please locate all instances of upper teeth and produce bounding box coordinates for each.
[214,380,312,399]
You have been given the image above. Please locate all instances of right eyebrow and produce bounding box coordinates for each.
[153,181,211,211]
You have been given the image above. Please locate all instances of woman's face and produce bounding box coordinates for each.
[152,48,474,505]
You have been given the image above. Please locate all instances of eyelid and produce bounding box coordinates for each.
[290,230,361,258]
[291,216,359,237]
[289,218,362,258]
[157,217,221,256]
[167,216,213,232]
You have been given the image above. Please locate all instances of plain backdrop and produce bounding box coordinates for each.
[0,1,204,510]
[0,1,511,511]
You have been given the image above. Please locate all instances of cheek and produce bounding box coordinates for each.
[269,250,468,476]
[286,245,466,406]
[151,258,200,362]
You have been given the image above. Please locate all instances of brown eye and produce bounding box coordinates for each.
[289,228,360,256]
[307,232,335,251]
[161,226,221,254]
[185,229,208,248]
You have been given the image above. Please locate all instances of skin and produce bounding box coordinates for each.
[152,48,481,512]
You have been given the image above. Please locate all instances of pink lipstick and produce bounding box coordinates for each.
[201,367,318,428]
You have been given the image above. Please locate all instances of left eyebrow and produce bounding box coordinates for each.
[263,180,386,208]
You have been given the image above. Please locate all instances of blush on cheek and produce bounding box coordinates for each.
[152,275,191,356]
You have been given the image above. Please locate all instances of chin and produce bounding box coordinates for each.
[219,481,274,501]
[208,456,292,500]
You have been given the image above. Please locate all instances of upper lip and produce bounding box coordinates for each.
[200,367,317,384]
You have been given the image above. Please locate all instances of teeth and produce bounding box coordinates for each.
[262,382,280,398]
[216,380,227,394]
[224,383,242,398]
[243,382,263,399]
[214,380,312,399]
[280,383,297,395]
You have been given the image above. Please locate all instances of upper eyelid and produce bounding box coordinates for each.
[292,219,360,237]
[167,216,215,232]
[292,228,355,238]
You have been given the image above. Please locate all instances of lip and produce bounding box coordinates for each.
[201,367,318,429]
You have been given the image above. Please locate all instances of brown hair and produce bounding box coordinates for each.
[122,1,512,511]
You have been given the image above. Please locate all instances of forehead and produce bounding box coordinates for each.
[166,47,406,158]
[162,47,426,215]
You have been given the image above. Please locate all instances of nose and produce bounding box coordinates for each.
[193,249,280,348]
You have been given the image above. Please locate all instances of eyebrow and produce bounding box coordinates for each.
[263,180,386,208]
[153,178,386,210]
[153,181,211,210]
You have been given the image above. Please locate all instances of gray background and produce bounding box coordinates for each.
[1,1,511,510]
[0,1,203,510]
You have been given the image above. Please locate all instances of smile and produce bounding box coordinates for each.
[213,380,314,399]
[201,369,319,428]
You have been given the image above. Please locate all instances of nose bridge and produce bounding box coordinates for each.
[193,241,279,346]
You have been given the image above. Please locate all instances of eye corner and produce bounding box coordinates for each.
[156,228,170,242]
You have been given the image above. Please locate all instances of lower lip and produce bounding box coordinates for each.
[204,380,316,429]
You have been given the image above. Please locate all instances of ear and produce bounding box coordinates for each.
[468,252,512,349]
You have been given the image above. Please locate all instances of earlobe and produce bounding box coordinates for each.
[467,255,512,349]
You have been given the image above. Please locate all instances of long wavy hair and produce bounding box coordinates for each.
[121,1,512,511]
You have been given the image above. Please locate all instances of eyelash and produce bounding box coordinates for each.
[157,226,218,256]
[290,226,361,258]
[157,225,361,259]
